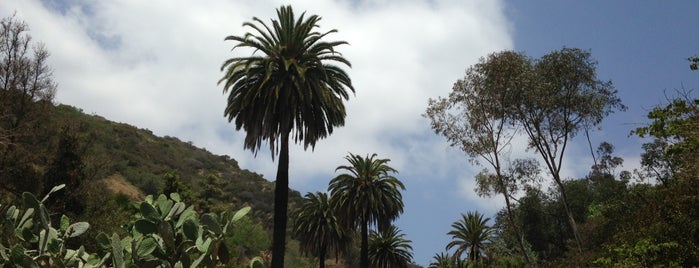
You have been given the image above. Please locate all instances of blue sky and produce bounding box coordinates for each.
[2,0,698,266]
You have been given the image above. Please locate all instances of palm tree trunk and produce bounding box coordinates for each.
[319,247,326,268]
[360,215,369,268]
[271,134,290,268]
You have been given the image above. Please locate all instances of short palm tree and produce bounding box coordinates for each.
[294,192,350,268]
[328,153,405,268]
[219,5,353,267]
[446,211,494,264]
[368,225,413,268]
[428,252,465,268]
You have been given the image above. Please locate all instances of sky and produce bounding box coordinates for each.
[1,0,698,265]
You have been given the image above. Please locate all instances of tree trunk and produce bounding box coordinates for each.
[271,134,290,268]
[360,215,369,268]
[319,247,326,268]
[554,177,583,254]
[503,189,531,264]
[494,158,531,265]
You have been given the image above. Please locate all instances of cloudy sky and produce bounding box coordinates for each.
[2,0,698,265]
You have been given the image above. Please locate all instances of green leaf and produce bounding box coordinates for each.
[134,219,158,235]
[175,206,196,229]
[196,237,212,253]
[191,252,206,268]
[140,202,160,221]
[111,233,125,268]
[0,243,8,261]
[47,234,61,254]
[5,205,17,221]
[96,232,111,249]
[66,222,90,238]
[157,194,173,218]
[22,192,40,210]
[170,192,181,202]
[232,206,251,222]
[201,214,221,236]
[11,244,39,268]
[157,220,175,251]
[64,248,78,262]
[20,226,36,242]
[183,219,198,241]
[87,251,110,267]
[60,214,70,233]
[38,204,50,230]
[136,237,158,257]
[10,243,26,262]
[38,227,58,254]
[164,202,185,221]
[18,207,34,230]
[41,184,65,203]
[249,256,265,268]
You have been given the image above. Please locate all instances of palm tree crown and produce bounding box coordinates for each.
[219,5,354,155]
[368,225,414,268]
[329,153,405,229]
[294,192,349,268]
[328,153,405,268]
[446,211,494,263]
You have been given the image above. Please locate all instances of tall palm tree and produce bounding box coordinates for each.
[218,5,353,267]
[293,192,350,268]
[368,225,413,268]
[446,211,494,264]
[328,153,405,268]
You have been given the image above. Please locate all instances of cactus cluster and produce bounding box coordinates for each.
[0,184,97,267]
[0,185,264,268]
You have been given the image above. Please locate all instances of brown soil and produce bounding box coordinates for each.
[98,174,145,200]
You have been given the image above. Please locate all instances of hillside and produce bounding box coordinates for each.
[59,104,302,221]
[5,103,303,228]
[0,102,318,265]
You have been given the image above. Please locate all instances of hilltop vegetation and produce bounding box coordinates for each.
[53,104,302,219]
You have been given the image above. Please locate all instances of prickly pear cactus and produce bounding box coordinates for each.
[0,184,104,267]
[98,192,252,268]
[1,187,263,268]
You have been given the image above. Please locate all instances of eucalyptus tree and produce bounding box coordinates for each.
[425,51,536,263]
[446,211,494,264]
[293,192,349,268]
[218,6,353,267]
[511,47,625,252]
[329,153,405,268]
[368,225,413,268]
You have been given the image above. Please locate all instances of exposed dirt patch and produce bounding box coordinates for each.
[99,174,145,200]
